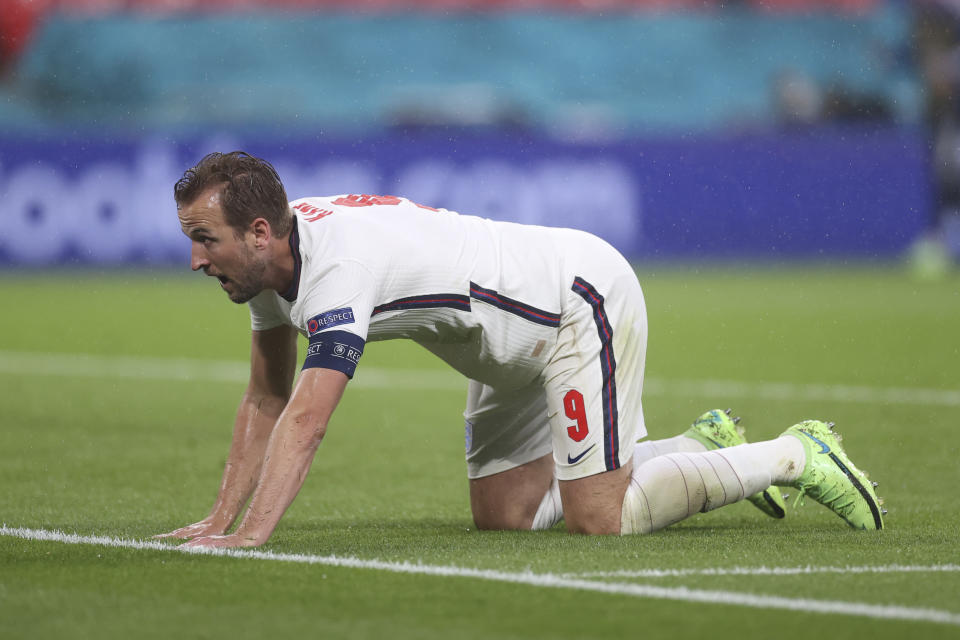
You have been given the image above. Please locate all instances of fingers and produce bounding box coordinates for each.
[153,525,257,549]
[181,535,234,549]
[180,534,260,549]
[179,536,215,548]
[152,528,195,540]
[152,523,213,540]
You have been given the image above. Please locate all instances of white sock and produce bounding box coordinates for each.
[531,477,562,530]
[716,436,806,486]
[620,437,806,534]
[531,433,714,530]
[633,435,708,468]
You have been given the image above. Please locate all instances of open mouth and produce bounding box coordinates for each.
[208,272,229,288]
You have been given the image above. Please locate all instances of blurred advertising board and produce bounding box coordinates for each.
[0,127,930,266]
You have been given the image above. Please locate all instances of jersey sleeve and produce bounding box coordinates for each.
[299,259,377,378]
[248,289,290,331]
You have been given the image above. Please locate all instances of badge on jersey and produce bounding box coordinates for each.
[306,307,355,336]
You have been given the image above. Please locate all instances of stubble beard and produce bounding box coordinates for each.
[226,244,268,304]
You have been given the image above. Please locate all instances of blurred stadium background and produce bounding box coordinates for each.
[5,5,960,637]
[0,0,957,268]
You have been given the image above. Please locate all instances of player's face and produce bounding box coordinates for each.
[178,188,267,304]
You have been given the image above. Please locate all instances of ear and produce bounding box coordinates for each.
[250,218,272,248]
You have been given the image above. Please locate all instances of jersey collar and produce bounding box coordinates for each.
[280,216,302,302]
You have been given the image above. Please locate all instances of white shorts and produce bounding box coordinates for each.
[464,236,648,481]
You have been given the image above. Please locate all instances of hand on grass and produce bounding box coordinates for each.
[180,533,263,549]
[153,517,228,540]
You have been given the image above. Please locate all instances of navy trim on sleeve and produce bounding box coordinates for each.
[469,282,561,327]
[372,293,471,315]
[302,330,365,379]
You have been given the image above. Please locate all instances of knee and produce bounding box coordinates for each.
[559,464,632,535]
[564,514,620,535]
[468,454,555,531]
[472,511,532,531]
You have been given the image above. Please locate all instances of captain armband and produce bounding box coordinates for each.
[302,330,365,378]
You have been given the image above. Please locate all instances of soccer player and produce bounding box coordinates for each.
[157,152,884,548]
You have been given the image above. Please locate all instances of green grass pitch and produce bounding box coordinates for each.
[1,265,959,639]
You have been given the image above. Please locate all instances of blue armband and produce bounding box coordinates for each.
[303,330,365,378]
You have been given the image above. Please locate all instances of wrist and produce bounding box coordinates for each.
[234,508,275,545]
[233,524,271,546]
[205,511,236,531]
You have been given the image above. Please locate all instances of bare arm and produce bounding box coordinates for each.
[182,366,349,548]
[156,324,297,539]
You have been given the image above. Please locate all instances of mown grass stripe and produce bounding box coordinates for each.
[0,350,463,390]
[1,350,959,406]
[643,378,960,408]
[2,526,959,627]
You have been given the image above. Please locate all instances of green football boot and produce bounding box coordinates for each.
[782,420,885,530]
[684,409,787,519]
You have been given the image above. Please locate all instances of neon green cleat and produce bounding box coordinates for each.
[684,409,787,519]
[782,420,885,530]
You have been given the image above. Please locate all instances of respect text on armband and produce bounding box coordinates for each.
[306,307,355,336]
[306,339,362,364]
[332,342,362,364]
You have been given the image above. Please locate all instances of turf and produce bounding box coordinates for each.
[1,265,959,639]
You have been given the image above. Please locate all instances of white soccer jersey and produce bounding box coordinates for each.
[249,194,597,388]
[249,193,648,480]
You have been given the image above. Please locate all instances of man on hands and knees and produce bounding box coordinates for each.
[157,152,884,549]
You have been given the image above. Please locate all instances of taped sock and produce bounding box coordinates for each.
[531,477,562,530]
[620,475,654,534]
[633,434,708,468]
[714,437,806,487]
[621,444,787,534]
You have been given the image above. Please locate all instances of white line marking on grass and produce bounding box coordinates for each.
[3,526,959,627]
[567,564,960,579]
[2,349,959,406]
